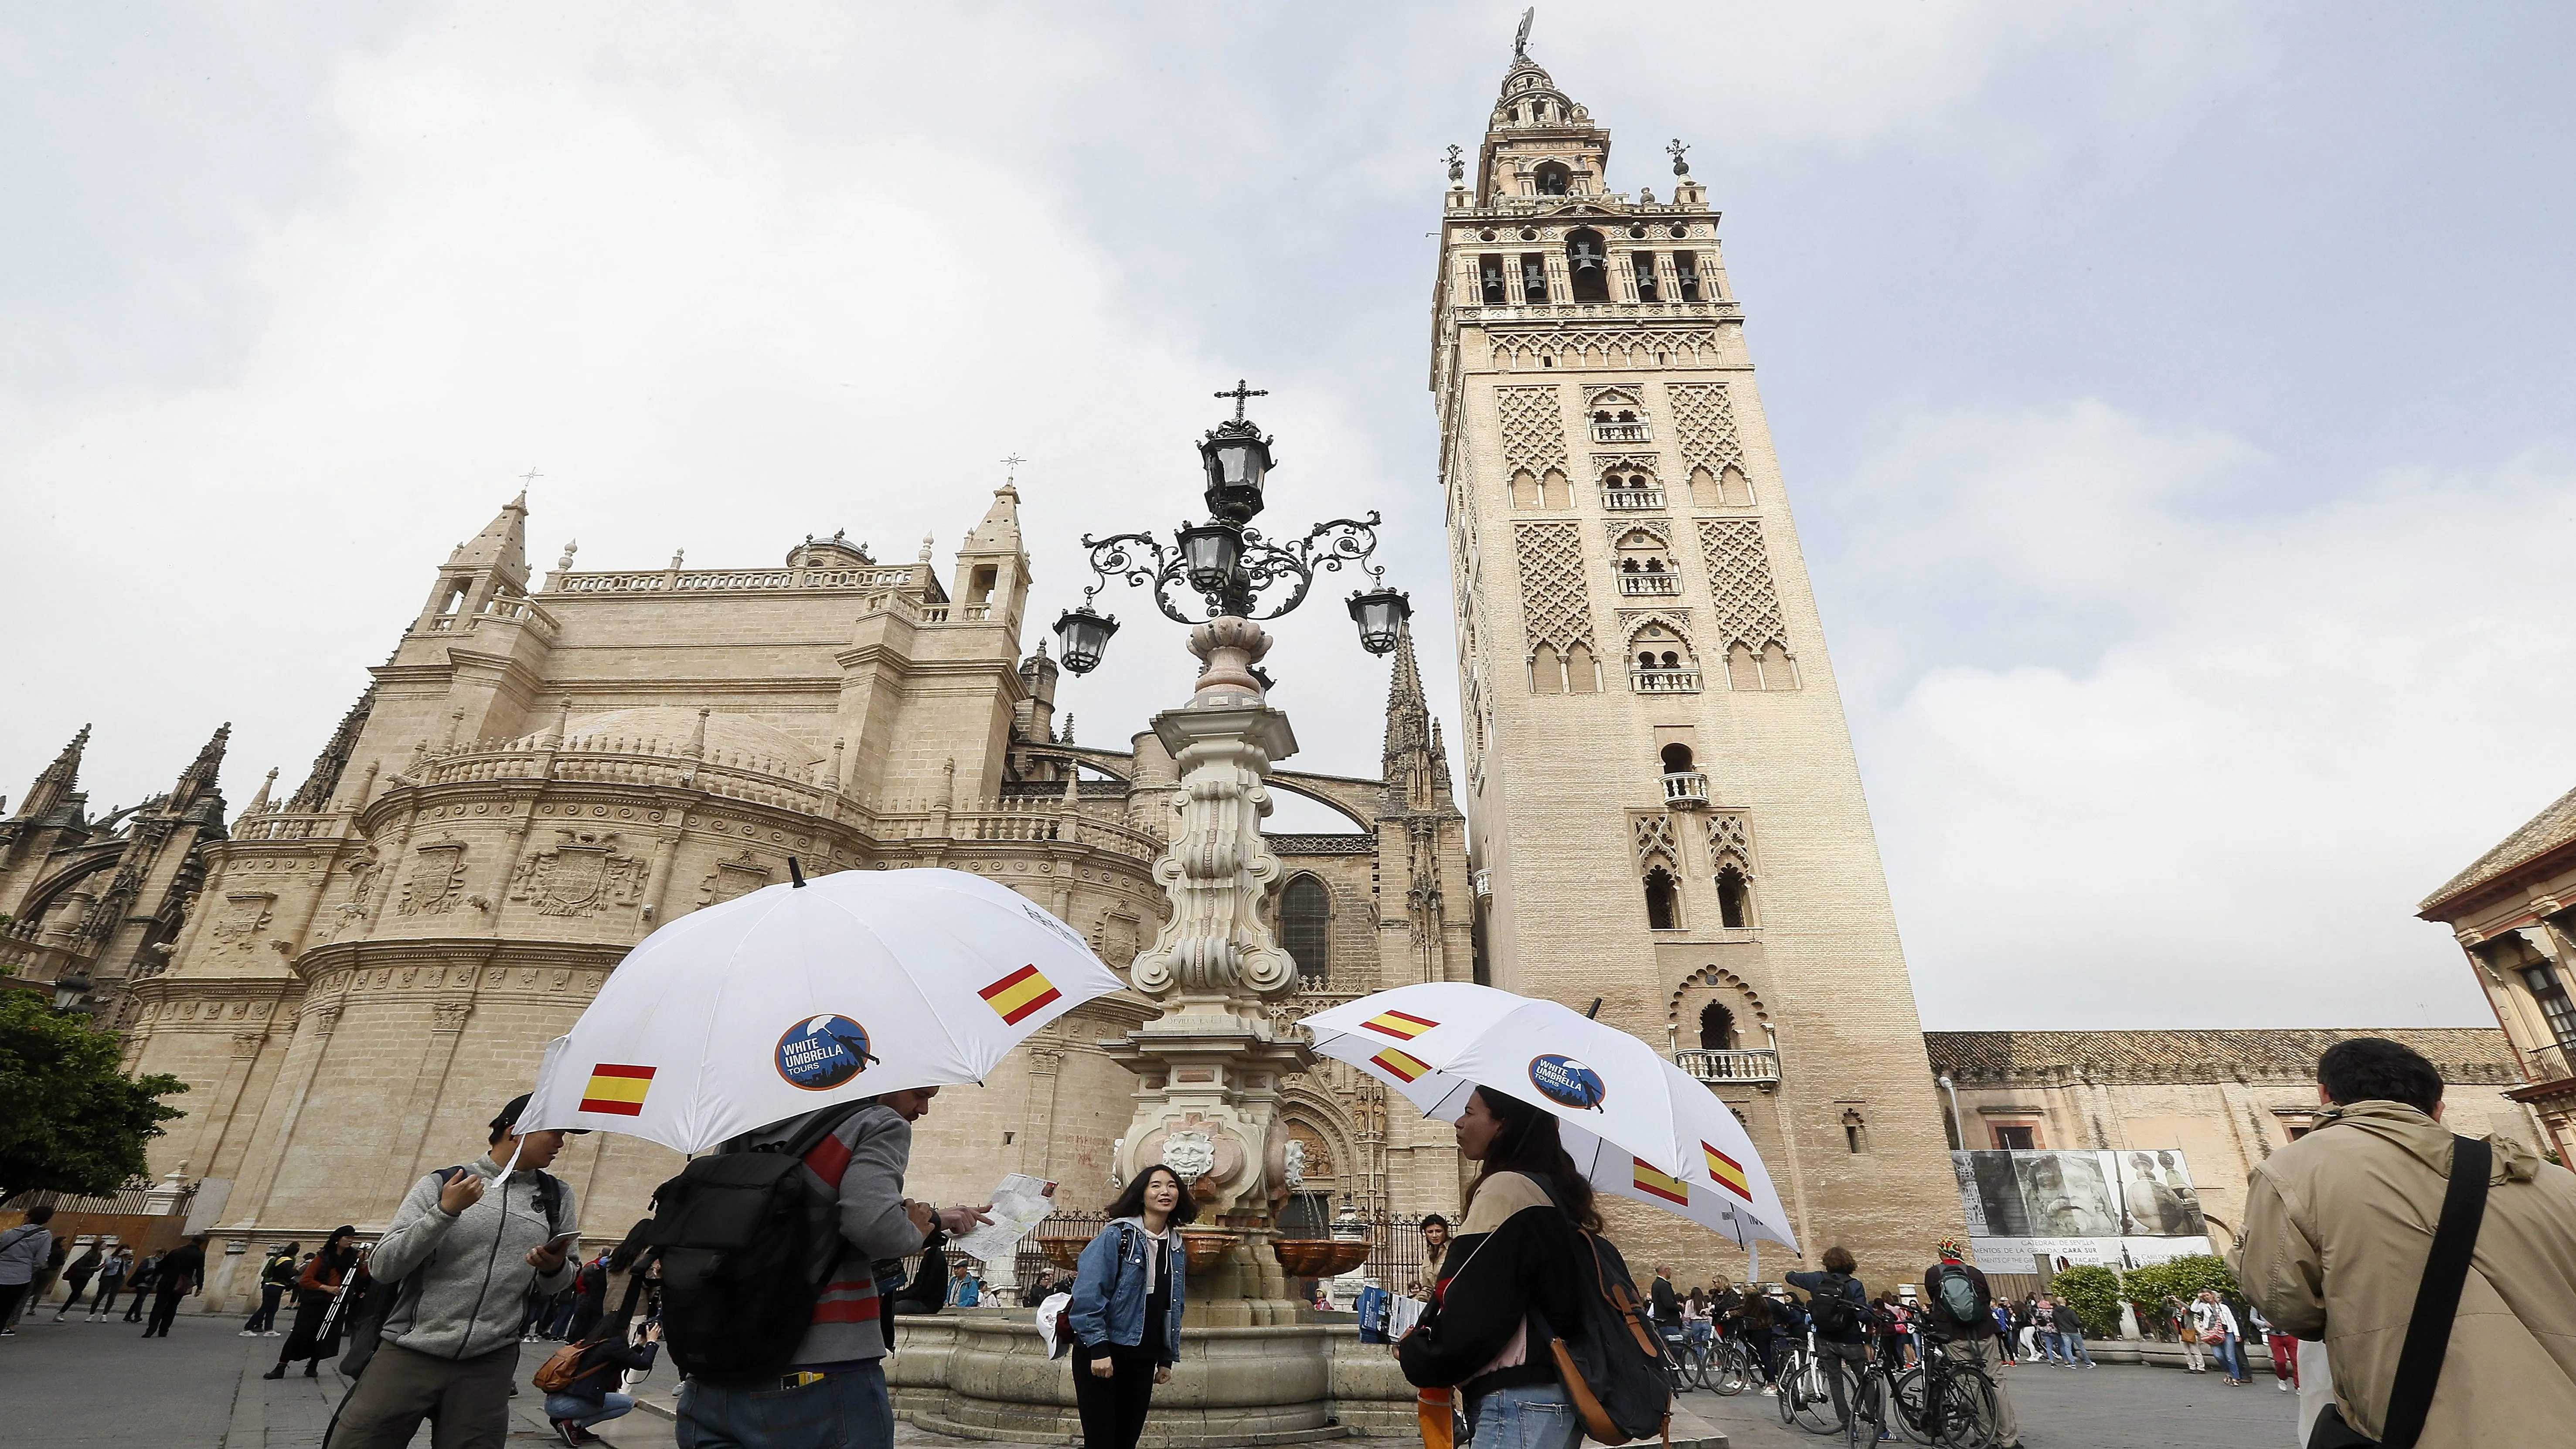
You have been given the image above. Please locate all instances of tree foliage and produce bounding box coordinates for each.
[0,994,187,1206]
[2048,1264,2124,1338]
[2118,1254,2240,1323]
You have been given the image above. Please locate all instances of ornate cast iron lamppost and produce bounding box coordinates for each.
[1050,381,1412,677]
[1051,383,1410,1327]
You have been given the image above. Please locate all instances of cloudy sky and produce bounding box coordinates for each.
[5,3,2569,1030]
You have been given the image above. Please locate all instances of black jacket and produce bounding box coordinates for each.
[1395,1174,1584,1397]
[155,1244,206,1296]
[2050,1303,2082,1333]
[1650,1276,1680,1325]
[555,1338,656,1406]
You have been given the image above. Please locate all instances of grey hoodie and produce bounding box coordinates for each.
[371,1154,579,1361]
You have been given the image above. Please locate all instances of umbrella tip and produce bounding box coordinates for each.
[1586,996,1602,1020]
[789,856,807,888]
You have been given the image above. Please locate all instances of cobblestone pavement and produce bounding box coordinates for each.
[1676,1357,2298,1449]
[12,1310,2296,1449]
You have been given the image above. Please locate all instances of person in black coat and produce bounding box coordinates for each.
[544,1320,660,1445]
[143,1235,208,1338]
[264,1226,359,1376]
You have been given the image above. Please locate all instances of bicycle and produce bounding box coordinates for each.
[1779,1329,1841,1435]
[1890,1339,2000,1449]
[1705,1332,1759,1395]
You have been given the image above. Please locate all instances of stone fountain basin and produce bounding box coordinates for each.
[1271,1238,1370,1278]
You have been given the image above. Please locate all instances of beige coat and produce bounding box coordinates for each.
[2234,1099,2576,1444]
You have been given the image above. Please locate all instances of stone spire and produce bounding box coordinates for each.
[169,723,231,821]
[447,492,531,590]
[14,723,90,822]
[289,684,377,812]
[963,481,1024,555]
[1381,627,1445,810]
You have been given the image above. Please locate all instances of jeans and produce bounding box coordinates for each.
[545,1392,636,1430]
[2059,1330,2094,1367]
[677,1361,892,1449]
[1468,1382,1585,1449]
[2214,1332,2246,1381]
[246,1284,285,1332]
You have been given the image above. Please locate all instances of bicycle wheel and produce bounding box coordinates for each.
[1931,1369,1998,1449]
[1889,1368,1934,1446]
[1778,1348,1807,1426]
[1791,1354,1844,1435]
[1711,1341,1750,1396]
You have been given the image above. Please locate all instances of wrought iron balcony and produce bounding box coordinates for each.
[1602,486,1665,510]
[1619,573,1680,597]
[1676,1048,1780,1086]
[1662,771,1708,808]
[1630,665,1702,694]
[1592,421,1652,444]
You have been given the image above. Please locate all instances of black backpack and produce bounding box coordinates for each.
[339,1166,569,1379]
[1805,1272,1860,1336]
[1526,1187,1673,1446]
[645,1102,871,1384]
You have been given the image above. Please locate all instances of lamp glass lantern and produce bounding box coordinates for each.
[1177,522,1245,597]
[1345,588,1412,655]
[1198,428,1273,522]
[1051,605,1119,675]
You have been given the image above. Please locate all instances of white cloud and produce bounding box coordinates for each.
[1832,401,2576,1027]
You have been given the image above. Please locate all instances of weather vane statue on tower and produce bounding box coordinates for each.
[1514,7,1534,61]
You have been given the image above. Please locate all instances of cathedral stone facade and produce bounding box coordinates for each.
[1429,53,1967,1274]
[61,483,1468,1309]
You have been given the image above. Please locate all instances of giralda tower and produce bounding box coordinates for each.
[1429,41,1966,1270]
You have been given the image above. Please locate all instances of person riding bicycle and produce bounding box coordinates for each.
[1786,1247,1877,1437]
[1919,1239,2022,1449]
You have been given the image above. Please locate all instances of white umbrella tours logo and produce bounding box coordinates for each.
[1528,1053,1609,1111]
[776,1014,876,1090]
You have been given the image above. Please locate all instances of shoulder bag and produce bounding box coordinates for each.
[2306,1135,2490,1449]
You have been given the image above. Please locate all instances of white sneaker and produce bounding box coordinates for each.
[239,1330,257,1337]
[2277,1381,2291,1391]
[263,1330,282,1337]
[1760,1386,1777,1397]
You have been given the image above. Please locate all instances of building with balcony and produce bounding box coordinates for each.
[13,486,1472,1313]
[2419,782,2576,1160]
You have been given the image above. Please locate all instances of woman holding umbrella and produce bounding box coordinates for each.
[262,1226,360,1380]
[1066,1164,1194,1449]
[1395,1088,1595,1449]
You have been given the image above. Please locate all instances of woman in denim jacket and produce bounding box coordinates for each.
[1067,1165,1194,1449]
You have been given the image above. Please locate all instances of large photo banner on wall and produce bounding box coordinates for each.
[1950,1149,2212,1272]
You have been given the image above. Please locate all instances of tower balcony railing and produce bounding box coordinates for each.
[1676,1048,1780,1087]
[1662,771,1708,809]
[1630,665,1702,694]
[1618,573,1679,597]
[2518,1040,2574,1090]
[1592,421,1652,444]
[1601,485,1664,510]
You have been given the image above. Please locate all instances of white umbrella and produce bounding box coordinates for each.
[1301,982,1798,1252]
[521,866,1126,1153]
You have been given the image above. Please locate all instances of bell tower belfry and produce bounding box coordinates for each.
[1431,41,1966,1272]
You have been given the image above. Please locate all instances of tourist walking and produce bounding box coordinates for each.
[88,1245,132,1320]
[2235,1037,2576,1441]
[330,1096,580,1449]
[50,1242,104,1322]
[121,1249,160,1322]
[2246,1302,2298,1392]
[0,1205,54,1335]
[1068,1164,1195,1449]
[2160,1295,2203,1373]
[1786,1246,1875,1435]
[2049,1298,2095,1367]
[144,1234,208,1337]
[1739,1286,1780,1391]
[241,1242,297,1336]
[1395,1087,1595,1449]
[264,1226,361,1378]
[670,1085,985,1449]
[1921,1240,2021,1449]
[2012,1297,2040,1364]
[2191,1290,2245,1383]
[1988,1299,2015,1364]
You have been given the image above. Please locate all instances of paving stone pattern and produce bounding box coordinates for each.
[11,1310,2296,1449]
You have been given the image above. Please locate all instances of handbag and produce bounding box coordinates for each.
[2306,1135,2491,1449]
[534,1269,651,1394]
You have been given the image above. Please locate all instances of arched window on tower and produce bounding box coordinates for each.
[1479,255,1508,306]
[1660,743,1694,774]
[1534,161,1571,196]
[1280,874,1330,986]
[1565,229,1610,302]
[1698,1001,1737,1051]
[1520,254,1550,304]
[1716,865,1753,929]
[1643,867,1681,930]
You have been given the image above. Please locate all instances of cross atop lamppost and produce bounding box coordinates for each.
[1214,379,1267,424]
